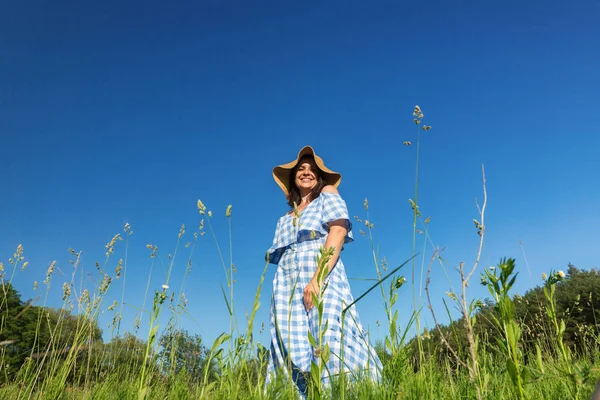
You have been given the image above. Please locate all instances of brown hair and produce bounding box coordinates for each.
[287,156,326,209]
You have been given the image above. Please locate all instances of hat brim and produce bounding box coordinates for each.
[272,146,341,198]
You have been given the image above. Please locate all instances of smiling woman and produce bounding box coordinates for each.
[265,146,382,398]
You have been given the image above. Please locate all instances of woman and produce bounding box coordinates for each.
[265,145,382,397]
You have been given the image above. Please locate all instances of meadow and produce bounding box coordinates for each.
[2,106,599,399]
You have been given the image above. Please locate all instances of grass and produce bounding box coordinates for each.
[1,106,599,399]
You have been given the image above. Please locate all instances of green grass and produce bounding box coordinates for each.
[2,106,599,399]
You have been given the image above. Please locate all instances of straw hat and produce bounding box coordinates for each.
[272,145,342,198]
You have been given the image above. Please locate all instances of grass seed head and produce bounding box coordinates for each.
[15,244,23,260]
[44,261,56,285]
[105,234,121,257]
[115,259,123,278]
[197,200,206,215]
[99,274,112,295]
[62,282,71,301]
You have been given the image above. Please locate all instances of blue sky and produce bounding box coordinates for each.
[1,0,599,350]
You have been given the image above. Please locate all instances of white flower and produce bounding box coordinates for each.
[162,284,169,290]
[558,270,565,278]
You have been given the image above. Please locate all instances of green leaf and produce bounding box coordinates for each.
[536,343,544,374]
[221,284,232,316]
[211,332,230,352]
[506,358,518,386]
[507,273,518,292]
[385,336,392,353]
[308,331,317,348]
[322,343,330,364]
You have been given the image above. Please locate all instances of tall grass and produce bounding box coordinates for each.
[1,106,599,399]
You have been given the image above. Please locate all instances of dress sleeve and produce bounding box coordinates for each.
[320,192,354,244]
[265,217,285,265]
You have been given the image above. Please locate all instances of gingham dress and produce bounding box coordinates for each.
[265,192,382,396]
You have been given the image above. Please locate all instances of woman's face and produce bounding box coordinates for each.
[294,157,319,195]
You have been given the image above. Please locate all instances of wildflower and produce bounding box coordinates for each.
[413,105,421,117]
[424,216,431,224]
[489,265,495,271]
[208,210,212,218]
[558,270,565,278]
[446,291,458,301]
[404,141,412,146]
[423,125,432,131]
[363,198,369,210]
[542,272,547,281]
[124,222,131,232]
[226,205,232,218]
[33,281,38,291]
[178,224,185,239]
[162,284,169,290]
[414,118,421,125]
[21,261,29,271]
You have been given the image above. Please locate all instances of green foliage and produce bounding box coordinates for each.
[481,258,529,399]
[0,283,103,385]
[157,328,214,384]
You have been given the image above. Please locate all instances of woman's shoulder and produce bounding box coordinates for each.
[320,185,339,195]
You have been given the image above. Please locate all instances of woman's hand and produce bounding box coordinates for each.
[303,278,321,312]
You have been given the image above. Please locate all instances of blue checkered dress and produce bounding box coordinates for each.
[265,192,382,396]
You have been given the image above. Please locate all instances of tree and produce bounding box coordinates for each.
[157,328,214,383]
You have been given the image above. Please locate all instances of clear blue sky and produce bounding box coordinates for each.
[2,1,599,349]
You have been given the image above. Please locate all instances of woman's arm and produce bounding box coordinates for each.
[303,185,348,311]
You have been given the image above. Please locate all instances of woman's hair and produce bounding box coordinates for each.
[287,155,326,209]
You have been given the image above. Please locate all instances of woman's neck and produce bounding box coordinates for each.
[300,193,311,204]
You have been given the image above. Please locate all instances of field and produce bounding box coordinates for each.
[2,107,599,399]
